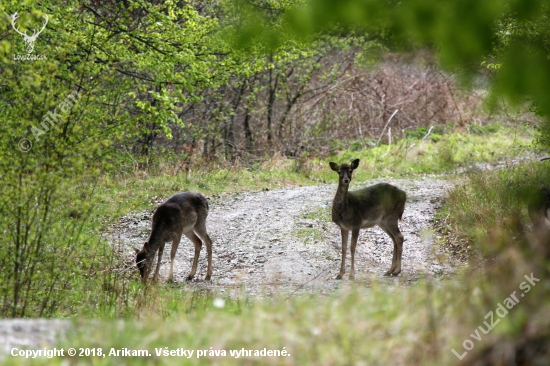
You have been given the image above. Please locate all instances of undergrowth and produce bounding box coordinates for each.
[438,161,550,251]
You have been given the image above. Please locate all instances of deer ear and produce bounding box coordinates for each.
[329,162,339,172]
[142,242,150,253]
[350,159,360,170]
[133,247,140,255]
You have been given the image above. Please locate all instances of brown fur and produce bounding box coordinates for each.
[330,159,406,278]
[135,191,213,283]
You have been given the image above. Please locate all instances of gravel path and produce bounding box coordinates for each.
[111,178,455,297]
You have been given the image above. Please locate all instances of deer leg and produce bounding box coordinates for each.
[168,234,181,282]
[194,225,213,281]
[380,224,397,276]
[350,229,360,280]
[381,222,404,276]
[394,226,404,276]
[153,243,165,281]
[336,229,349,280]
[183,231,202,281]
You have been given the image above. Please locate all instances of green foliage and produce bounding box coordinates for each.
[439,162,550,249]
[467,123,500,135]
[403,125,452,140]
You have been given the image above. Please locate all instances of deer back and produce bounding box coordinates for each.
[148,192,209,249]
[333,183,406,230]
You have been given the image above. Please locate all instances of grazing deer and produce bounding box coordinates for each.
[329,159,406,278]
[528,188,550,228]
[134,191,213,283]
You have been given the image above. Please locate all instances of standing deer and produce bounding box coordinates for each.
[329,159,406,279]
[135,191,213,283]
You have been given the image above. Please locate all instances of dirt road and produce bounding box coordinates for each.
[113,178,455,297]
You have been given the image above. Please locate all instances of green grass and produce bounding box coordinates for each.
[336,124,534,178]
[294,226,323,242]
[293,206,331,243]
[437,161,550,250]
[6,266,550,365]
[91,123,535,222]
[301,205,331,221]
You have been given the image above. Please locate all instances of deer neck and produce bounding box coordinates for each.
[334,181,350,209]
[146,230,164,255]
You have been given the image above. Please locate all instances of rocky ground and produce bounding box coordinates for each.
[110,177,456,298]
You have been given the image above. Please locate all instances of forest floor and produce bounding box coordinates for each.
[111,176,458,298]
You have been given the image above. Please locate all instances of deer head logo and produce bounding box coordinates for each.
[11,12,49,54]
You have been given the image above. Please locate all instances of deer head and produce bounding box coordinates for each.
[329,159,360,185]
[11,12,49,54]
[134,243,149,280]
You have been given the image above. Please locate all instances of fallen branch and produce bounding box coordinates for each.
[377,109,399,146]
